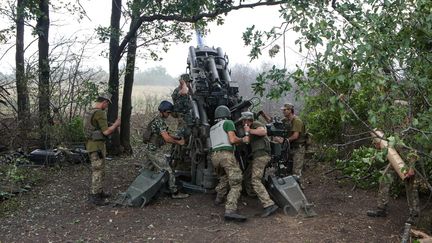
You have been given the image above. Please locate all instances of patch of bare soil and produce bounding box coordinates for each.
[0,156,413,242]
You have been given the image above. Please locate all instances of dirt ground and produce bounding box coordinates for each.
[0,155,413,243]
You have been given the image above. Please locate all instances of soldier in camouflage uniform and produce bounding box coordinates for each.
[260,103,307,187]
[171,74,193,170]
[84,93,121,206]
[143,100,189,199]
[210,105,249,221]
[171,74,193,138]
[240,111,279,217]
[367,152,420,224]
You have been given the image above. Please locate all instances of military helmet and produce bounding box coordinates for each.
[180,73,191,82]
[98,92,112,104]
[214,105,231,119]
[158,100,174,112]
[240,111,254,121]
[280,103,294,111]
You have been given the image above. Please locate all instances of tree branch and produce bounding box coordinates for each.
[114,0,285,64]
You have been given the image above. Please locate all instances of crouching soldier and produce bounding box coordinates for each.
[84,93,121,206]
[210,105,249,221]
[240,111,279,217]
[142,100,189,199]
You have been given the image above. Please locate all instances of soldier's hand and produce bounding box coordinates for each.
[243,124,250,133]
[273,136,283,144]
[114,117,121,126]
[257,110,264,116]
[177,138,186,146]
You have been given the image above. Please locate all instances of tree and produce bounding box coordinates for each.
[106,0,122,155]
[244,0,432,186]
[102,0,285,154]
[120,0,139,155]
[36,0,50,148]
[15,0,30,146]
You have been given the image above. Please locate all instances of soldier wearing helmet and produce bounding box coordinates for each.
[210,105,249,221]
[240,111,279,217]
[84,92,121,206]
[142,100,189,199]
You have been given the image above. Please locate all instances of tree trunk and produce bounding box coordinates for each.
[106,0,122,155]
[15,0,30,148]
[37,0,51,148]
[120,0,139,155]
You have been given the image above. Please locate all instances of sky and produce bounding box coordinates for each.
[0,1,306,78]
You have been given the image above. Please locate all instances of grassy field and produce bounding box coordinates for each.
[130,84,175,113]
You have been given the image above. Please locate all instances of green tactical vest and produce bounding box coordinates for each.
[249,121,271,158]
[84,108,105,141]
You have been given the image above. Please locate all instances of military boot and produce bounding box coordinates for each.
[214,195,225,206]
[366,207,387,217]
[99,191,111,199]
[171,192,190,199]
[89,194,109,206]
[261,204,279,217]
[224,210,247,222]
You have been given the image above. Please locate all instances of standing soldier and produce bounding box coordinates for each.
[240,111,279,217]
[84,93,121,206]
[142,100,189,199]
[171,74,193,170]
[171,73,192,138]
[210,105,249,221]
[260,103,307,186]
[366,158,420,224]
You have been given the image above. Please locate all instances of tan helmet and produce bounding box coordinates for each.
[98,93,112,104]
[239,111,254,121]
[280,103,294,111]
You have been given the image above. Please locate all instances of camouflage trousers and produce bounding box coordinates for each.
[212,150,243,211]
[144,145,178,194]
[250,155,275,208]
[90,151,105,195]
[175,113,192,138]
[377,167,420,215]
[290,144,305,177]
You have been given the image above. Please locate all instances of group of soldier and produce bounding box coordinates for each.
[84,74,421,225]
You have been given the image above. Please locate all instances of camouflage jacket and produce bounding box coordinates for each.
[147,116,168,150]
[171,87,191,114]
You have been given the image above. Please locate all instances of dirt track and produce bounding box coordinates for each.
[0,156,409,242]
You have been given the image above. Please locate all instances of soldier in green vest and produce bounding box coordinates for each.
[84,93,121,206]
[210,105,249,221]
[240,111,279,217]
[142,100,189,199]
[260,103,307,187]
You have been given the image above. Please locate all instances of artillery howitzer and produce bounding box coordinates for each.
[119,44,316,217]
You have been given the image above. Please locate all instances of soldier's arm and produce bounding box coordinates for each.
[179,79,189,95]
[227,131,248,145]
[250,125,267,137]
[288,131,299,142]
[161,131,185,145]
[103,117,121,136]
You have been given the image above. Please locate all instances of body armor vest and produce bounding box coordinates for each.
[84,108,105,141]
[210,120,231,150]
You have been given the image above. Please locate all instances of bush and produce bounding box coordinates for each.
[336,146,388,189]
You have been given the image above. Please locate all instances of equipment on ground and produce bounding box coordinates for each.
[115,170,169,207]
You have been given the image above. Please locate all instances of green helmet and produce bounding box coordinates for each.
[214,105,231,119]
